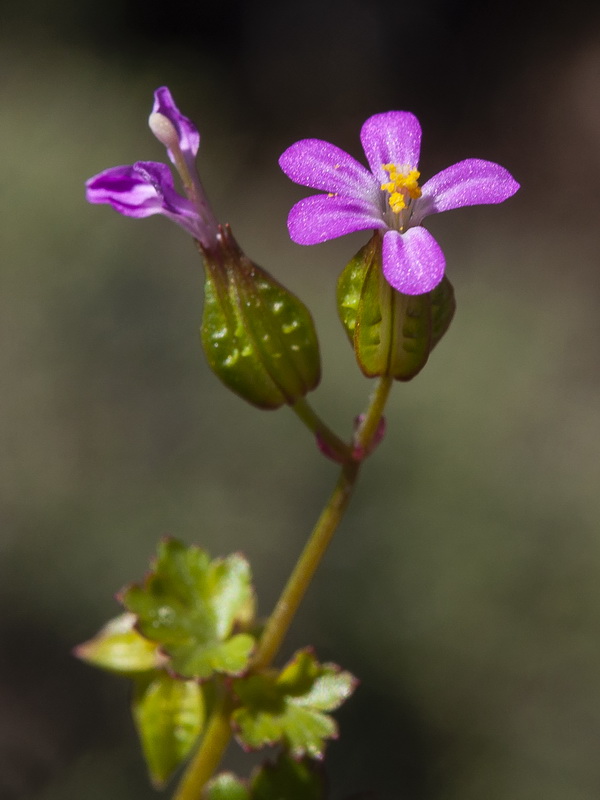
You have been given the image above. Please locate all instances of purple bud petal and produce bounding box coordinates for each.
[85,164,169,218]
[86,161,207,240]
[360,112,422,184]
[382,228,445,295]
[152,86,200,163]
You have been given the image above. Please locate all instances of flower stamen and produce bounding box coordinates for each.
[381,164,422,213]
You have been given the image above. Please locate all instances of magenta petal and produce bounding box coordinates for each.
[152,86,200,162]
[417,159,520,220]
[85,164,167,217]
[86,161,205,240]
[287,194,385,245]
[382,228,445,295]
[360,112,422,184]
[279,139,377,197]
[132,162,194,216]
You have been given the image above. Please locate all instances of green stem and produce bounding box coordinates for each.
[171,688,234,800]
[252,456,360,670]
[291,397,351,462]
[354,375,393,452]
[171,376,393,799]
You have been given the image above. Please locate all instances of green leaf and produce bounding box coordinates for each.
[232,649,357,759]
[202,226,321,409]
[337,233,456,381]
[251,753,326,800]
[132,671,205,787]
[204,773,251,800]
[122,539,255,679]
[73,613,167,674]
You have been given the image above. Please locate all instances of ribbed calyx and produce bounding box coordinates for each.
[201,226,321,409]
[337,232,456,381]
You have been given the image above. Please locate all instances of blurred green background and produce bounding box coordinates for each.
[2,0,600,797]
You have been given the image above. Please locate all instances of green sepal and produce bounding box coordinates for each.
[121,539,255,680]
[201,226,321,409]
[337,233,456,380]
[232,648,357,759]
[73,613,167,674]
[132,670,205,787]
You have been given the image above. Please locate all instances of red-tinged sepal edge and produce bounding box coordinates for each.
[201,225,321,409]
[231,648,358,760]
[337,232,456,380]
[119,538,256,680]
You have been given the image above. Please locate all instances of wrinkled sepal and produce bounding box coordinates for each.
[337,232,455,380]
[201,226,321,409]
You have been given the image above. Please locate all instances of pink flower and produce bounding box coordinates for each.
[86,87,218,249]
[279,112,519,295]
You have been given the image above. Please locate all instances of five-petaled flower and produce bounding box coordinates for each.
[279,112,519,295]
[86,87,219,250]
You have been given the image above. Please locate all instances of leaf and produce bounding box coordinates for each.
[232,649,357,759]
[251,753,326,800]
[204,773,251,800]
[73,613,167,674]
[122,539,255,679]
[132,670,205,787]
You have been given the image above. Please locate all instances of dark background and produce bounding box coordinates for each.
[2,1,600,798]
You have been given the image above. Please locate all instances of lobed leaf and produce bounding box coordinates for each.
[122,539,255,679]
[232,649,357,759]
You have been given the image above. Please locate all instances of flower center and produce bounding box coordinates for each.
[380,164,422,213]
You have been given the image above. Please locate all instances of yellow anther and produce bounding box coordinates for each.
[389,192,406,212]
[380,163,422,213]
